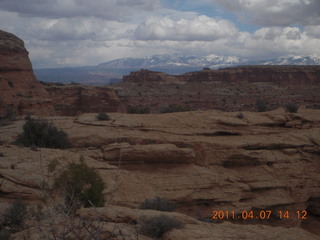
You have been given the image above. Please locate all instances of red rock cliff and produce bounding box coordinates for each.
[0,30,55,117]
[117,66,320,112]
[0,30,124,117]
[179,65,320,86]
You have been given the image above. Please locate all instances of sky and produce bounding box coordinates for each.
[0,0,320,68]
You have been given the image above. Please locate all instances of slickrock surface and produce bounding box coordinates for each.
[0,30,55,117]
[0,108,319,239]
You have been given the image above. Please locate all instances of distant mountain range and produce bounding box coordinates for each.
[34,54,320,85]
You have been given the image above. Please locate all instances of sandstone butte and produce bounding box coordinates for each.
[0,30,320,240]
[0,30,123,118]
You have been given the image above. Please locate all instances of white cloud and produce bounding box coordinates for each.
[0,0,161,20]
[212,0,320,26]
[238,27,320,58]
[0,0,319,68]
[37,18,136,41]
[134,15,238,41]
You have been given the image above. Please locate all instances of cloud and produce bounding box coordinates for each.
[0,0,161,20]
[212,0,320,26]
[1,0,319,68]
[238,27,320,58]
[38,18,136,41]
[305,25,320,38]
[134,15,238,41]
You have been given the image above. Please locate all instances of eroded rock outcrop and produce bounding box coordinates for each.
[46,85,124,116]
[179,65,320,85]
[117,66,320,112]
[123,69,179,83]
[0,30,123,117]
[0,30,55,117]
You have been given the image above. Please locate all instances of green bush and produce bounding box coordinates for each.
[127,105,150,114]
[140,197,175,212]
[284,102,299,113]
[160,104,191,113]
[54,159,105,213]
[256,99,267,112]
[139,215,184,238]
[96,112,110,121]
[0,200,28,239]
[16,116,71,149]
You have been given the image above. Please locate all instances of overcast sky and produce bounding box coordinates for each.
[1,0,320,68]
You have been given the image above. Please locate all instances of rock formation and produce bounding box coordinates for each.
[179,65,320,85]
[117,66,320,113]
[0,30,55,117]
[0,30,123,117]
[45,84,124,116]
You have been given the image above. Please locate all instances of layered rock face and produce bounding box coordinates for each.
[46,85,124,116]
[1,109,319,239]
[179,65,320,85]
[0,30,123,117]
[117,66,320,113]
[0,30,55,117]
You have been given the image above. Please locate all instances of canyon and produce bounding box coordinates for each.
[1,29,320,117]
[0,30,320,240]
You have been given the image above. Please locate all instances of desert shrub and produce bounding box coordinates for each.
[7,80,13,88]
[39,81,64,87]
[0,200,28,239]
[0,107,16,125]
[256,99,267,112]
[236,112,244,119]
[284,102,299,113]
[54,158,105,214]
[127,105,150,114]
[47,159,60,173]
[16,116,71,149]
[139,215,184,238]
[306,104,320,109]
[140,197,175,212]
[53,82,65,86]
[160,104,191,113]
[5,108,16,121]
[96,112,110,121]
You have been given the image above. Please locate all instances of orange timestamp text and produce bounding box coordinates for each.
[212,210,308,220]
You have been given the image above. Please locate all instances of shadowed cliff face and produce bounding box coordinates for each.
[118,67,320,113]
[0,30,55,117]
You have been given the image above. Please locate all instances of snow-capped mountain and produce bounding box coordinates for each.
[260,55,320,65]
[97,54,320,71]
[97,54,248,69]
